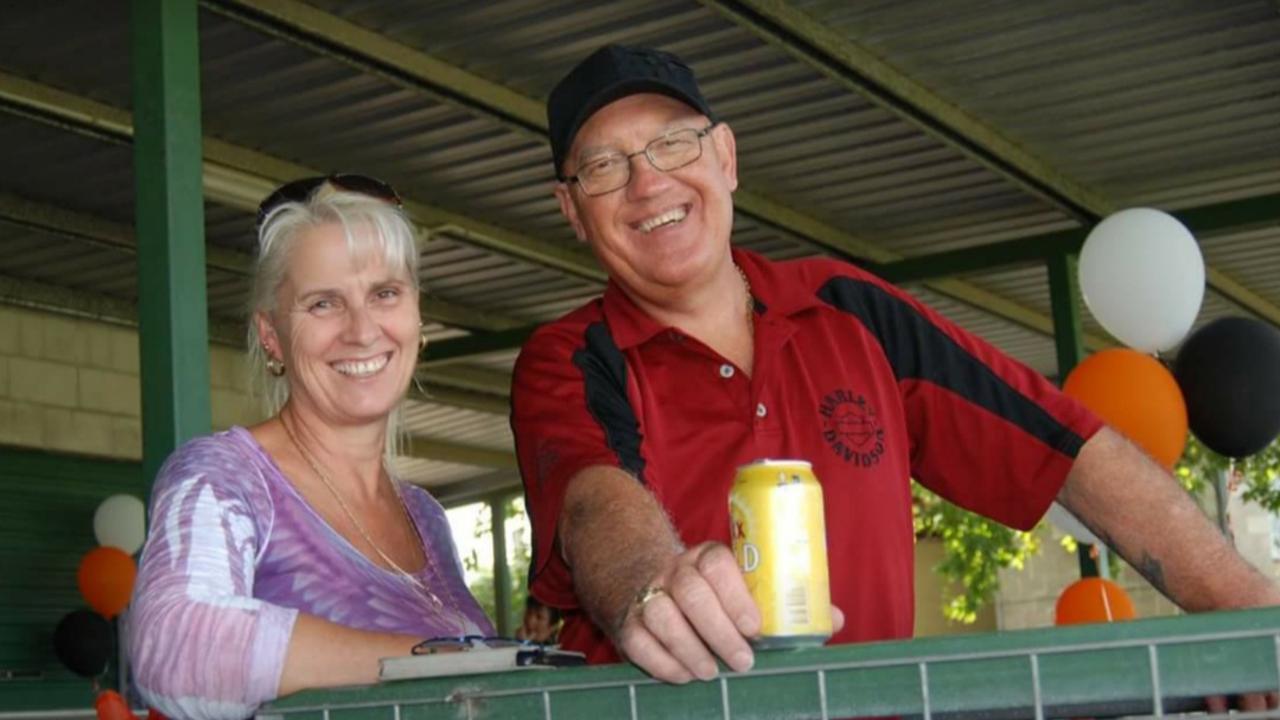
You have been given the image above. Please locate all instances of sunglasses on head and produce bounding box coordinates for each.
[254,173,402,234]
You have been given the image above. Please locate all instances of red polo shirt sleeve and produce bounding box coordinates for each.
[511,311,636,609]
[815,264,1104,530]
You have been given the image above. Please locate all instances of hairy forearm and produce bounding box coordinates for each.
[560,466,684,637]
[278,614,420,695]
[1058,427,1280,611]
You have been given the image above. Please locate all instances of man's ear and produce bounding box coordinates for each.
[711,122,739,192]
[554,182,589,243]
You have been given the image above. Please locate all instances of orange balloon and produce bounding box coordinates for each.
[1063,349,1187,468]
[77,547,137,619]
[1055,577,1136,625]
[95,690,135,720]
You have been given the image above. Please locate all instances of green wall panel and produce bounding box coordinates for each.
[0,446,141,711]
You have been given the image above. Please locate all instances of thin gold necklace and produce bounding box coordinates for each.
[279,412,445,611]
[736,263,754,333]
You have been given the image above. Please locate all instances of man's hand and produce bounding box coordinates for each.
[614,541,846,683]
[614,542,758,682]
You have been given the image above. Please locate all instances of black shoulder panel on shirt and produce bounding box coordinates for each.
[816,275,1086,456]
[571,322,647,483]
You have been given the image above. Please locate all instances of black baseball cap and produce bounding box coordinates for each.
[547,44,716,180]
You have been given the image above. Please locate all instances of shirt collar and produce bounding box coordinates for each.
[601,248,826,350]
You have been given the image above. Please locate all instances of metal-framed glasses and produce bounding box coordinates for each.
[254,173,402,234]
[566,123,719,196]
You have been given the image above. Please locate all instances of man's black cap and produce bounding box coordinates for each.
[547,44,716,180]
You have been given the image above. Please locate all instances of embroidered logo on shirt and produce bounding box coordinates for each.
[819,388,885,467]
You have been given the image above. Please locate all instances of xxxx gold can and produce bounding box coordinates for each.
[729,459,832,647]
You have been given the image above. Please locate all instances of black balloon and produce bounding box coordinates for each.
[1175,317,1280,458]
[52,609,112,677]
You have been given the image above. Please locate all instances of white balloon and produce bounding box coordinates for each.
[1045,502,1099,546]
[93,494,146,555]
[1078,208,1205,353]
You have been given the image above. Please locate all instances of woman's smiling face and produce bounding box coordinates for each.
[259,220,420,428]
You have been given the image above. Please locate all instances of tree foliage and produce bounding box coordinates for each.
[911,483,1039,623]
[461,496,532,632]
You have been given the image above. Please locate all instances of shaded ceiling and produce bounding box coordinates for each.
[1,1,1278,502]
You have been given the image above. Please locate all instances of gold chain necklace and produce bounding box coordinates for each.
[279,413,445,611]
[736,264,754,333]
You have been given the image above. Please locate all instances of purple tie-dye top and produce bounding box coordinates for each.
[128,427,492,720]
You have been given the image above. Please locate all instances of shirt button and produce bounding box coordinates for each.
[719,364,735,379]
[756,402,767,418]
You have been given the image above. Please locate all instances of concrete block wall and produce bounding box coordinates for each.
[0,305,263,460]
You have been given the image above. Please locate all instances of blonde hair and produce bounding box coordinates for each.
[246,182,420,458]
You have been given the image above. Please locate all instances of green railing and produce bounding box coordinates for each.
[262,607,1280,719]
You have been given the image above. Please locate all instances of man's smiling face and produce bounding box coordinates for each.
[555,93,739,301]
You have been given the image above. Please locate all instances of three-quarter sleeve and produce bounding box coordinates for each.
[128,435,298,720]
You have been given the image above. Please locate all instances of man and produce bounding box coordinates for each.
[510,44,1279,698]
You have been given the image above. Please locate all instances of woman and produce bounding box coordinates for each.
[128,176,493,720]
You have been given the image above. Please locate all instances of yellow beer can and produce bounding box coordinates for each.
[729,459,832,647]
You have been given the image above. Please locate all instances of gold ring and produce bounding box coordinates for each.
[634,584,668,613]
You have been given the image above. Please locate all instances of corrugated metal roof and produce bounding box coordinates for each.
[1,1,1277,493]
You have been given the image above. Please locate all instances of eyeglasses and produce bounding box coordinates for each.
[411,635,530,655]
[254,173,402,234]
[565,123,718,196]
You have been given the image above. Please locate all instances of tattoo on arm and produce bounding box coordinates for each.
[1136,551,1169,599]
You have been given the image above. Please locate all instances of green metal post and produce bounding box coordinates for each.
[131,0,211,488]
[489,494,512,635]
[1046,252,1099,578]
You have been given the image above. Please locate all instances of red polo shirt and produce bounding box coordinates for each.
[511,249,1102,663]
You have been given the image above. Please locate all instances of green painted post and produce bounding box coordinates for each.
[131,0,211,488]
[1046,252,1098,578]
[489,494,512,635]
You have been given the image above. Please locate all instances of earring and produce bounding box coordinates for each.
[419,324,428,353]
[266,357,286,377]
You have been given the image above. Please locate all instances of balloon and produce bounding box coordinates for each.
[77,547,137,619]
[1063,349,1188,469]
[52,609,113,677]
[1078,208,1204,353]
[1175,317,1280,458]
[95,690,135,720]
[1055,577,1136,625]
[93,495,146,555]
[1045,503,1099,546]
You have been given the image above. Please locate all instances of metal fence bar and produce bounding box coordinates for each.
[818,669,829,720]
[1148,643,1164,717]
[542,689,551,720]
[393,702,401,720]
[719,676,731,720]
[919,661,931,720]
[264,609,1280,718]
[1030,653,1044,720]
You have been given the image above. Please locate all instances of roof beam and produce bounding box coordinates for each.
[0,69,603,288]
[417,364,513,396]
[200,0,1115,349]
[876,194,1280,287]
[701,0,1280,327]
[405,436,516,470]
[0,273,243,344]
[0,187,525,333]
[432,469,522,508]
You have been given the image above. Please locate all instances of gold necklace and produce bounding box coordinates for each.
[736,264,754,333]
[279,413,445,611]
